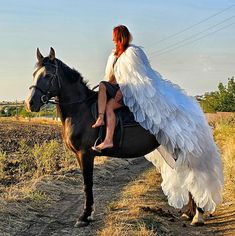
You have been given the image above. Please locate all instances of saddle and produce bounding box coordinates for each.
[91,101,139,148]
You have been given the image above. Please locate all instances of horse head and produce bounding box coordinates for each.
[25,47,60,112]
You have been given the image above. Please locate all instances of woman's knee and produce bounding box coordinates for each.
[99,82,106,91]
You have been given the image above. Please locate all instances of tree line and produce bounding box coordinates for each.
[0,103,56,118]
[198,77,235,113]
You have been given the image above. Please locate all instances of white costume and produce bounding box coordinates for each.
[104,44,224,213]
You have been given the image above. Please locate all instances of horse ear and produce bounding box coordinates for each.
[36,48,44,61]
[49,47,55,60]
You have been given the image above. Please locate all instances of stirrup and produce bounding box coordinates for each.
[91,137,102,153]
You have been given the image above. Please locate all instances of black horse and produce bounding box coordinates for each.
[25,48,202,226]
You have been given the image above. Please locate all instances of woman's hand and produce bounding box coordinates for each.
[115,89,122,102]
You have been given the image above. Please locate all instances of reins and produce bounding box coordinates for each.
[48,92,97,106]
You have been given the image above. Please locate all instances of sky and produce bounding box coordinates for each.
[0,0,234,101]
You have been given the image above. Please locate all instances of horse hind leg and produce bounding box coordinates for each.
[181,192,205,226]
[181,192,196,220]
[191,207,205,226]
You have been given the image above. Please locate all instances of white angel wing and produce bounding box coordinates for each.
[112,45,223,212]
[104,50,116,81]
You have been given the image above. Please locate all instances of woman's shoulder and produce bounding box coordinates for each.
[108,49,116,58]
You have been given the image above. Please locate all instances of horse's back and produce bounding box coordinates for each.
[102,125,159,158]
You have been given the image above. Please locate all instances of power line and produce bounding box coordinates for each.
[150,21,235,58]
[147,4,235,48]
[150,15,235,57]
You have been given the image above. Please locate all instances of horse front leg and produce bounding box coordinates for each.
[75,150,95,227]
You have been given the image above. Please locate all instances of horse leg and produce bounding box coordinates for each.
[181,192,205,226]
[75,150,95,227]
[181,192,196,220]
[191,207,205,226]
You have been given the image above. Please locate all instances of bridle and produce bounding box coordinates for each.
[29,60,97,106]
[29,60,60,104]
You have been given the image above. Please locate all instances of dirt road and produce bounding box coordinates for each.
[0,157,152,235]
[0,157,234,236]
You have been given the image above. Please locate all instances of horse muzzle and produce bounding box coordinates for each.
[25,90,42,112]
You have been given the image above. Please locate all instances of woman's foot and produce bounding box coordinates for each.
[92,114,104,128]
[92,141,113,152]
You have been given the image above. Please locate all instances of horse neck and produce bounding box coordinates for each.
[56,61,91,103]
[55,60,94,121]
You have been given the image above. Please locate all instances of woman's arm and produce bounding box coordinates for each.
[108,74,116,84]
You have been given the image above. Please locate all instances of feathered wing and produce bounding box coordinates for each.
[111,45,223,212]
[104,50,116,81]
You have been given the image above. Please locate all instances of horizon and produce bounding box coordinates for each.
[0,0,235,101]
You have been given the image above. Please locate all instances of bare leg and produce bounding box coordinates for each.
[92,82,106,128]
[96,99,122,150]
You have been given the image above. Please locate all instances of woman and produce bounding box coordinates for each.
[92,25,223,214]
[91,25,130,151]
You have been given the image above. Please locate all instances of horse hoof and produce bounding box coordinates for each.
[74,220,90,227]
[190,219,205,226]
[181,213,191,221]
[87,210,95,221]
[87,215,94,221]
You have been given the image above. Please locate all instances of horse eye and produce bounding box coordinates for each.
[45,74,51,79]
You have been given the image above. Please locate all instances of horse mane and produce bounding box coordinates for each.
[57,59,90,88]
[35,57,94,95]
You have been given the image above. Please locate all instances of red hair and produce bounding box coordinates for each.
[113,25,132,57]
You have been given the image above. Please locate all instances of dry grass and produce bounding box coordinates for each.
[0,139,79,202]
[99,223,156,236]
[98,169,164,236]
[213,116,235,195]
[2,178,48,202]
[0,116,60,125]
[99,114,235,236]
[94,156,108,166]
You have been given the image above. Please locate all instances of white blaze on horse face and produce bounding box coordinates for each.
[33,66,46,85]
[25,66,46,110]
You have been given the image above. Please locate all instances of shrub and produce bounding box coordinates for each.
[0,150,7,178]
[32,140,61,176]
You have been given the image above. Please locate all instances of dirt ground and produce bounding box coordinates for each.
[0,120,234,235]
[0,119,62,154]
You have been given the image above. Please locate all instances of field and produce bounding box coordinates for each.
[0,116,234,235]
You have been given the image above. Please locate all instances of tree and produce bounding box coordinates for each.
[200,77,235,112]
